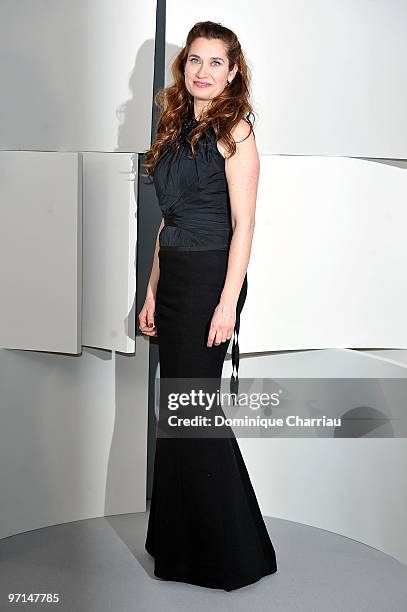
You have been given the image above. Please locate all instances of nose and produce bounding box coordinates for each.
[196,65,209,79]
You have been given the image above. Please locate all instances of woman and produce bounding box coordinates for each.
[138,21,277,591]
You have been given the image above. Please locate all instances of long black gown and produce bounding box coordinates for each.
[145,114,277,591]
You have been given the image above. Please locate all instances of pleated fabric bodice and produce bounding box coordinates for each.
[152,116,233,251]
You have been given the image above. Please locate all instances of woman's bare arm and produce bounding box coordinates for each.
[146,217,164,301]
[207,121,258,347]
[221,120,257,304]
[138,217,164,336]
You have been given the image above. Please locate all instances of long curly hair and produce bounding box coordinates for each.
[142,21,255,178]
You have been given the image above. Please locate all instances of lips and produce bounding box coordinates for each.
[194,81,211,87]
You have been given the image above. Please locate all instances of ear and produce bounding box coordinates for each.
[229,63,239,82]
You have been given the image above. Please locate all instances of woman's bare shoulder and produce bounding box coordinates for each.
[217,118,255,158]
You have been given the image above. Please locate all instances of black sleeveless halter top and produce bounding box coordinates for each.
[153,116,233,250]
[153,116,243,395]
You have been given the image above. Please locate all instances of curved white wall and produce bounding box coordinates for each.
[222,348,407,566]
[1,0,407,574]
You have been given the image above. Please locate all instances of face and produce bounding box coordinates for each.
[184,37,238,114]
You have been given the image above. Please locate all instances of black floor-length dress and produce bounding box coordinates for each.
[145,114,277,591]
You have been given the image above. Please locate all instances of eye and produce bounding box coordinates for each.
[190,58,222,66]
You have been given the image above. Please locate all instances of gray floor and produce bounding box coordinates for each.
[0,505,406,611]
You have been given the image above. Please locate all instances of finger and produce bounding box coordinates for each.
[207,327,216,347]
[138,310,147,328]
[213,329,223,346]
[140,317,154,331]
[147,309,155,329]
[140,328,157,337]
[220,329,229,343]
[139,319,155,333]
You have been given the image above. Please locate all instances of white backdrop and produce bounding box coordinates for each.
[167,0,407,157]
[0,0,155,538]
[1,0,407,568]
[0,0,156,153]
[168,1,407,565]
[241,155,407,353]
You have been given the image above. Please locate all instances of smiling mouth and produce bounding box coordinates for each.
[194,81,211,87]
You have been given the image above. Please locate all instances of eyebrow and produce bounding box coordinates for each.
[188,54,224,62]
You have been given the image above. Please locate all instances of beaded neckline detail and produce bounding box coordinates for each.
[178,116,199,145]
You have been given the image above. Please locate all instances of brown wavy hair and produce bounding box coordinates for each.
[142,21,255,178]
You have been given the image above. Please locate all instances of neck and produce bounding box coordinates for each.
[194,101,210,121]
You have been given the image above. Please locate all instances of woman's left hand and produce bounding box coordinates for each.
[207,301,236,347]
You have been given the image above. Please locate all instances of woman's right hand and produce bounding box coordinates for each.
[138,297,157,337]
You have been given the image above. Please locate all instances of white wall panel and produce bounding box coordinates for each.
[0,0,156,152]
[82,153,137,353]
[356,349,407,369]
[0,338,149,539]
[237,155,407,354]
[166,0,407,157]
[223,349,407,565]
[245,436,407,565]
[0,151,82,353]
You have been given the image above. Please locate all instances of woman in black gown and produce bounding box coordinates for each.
[139,21,277,591]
